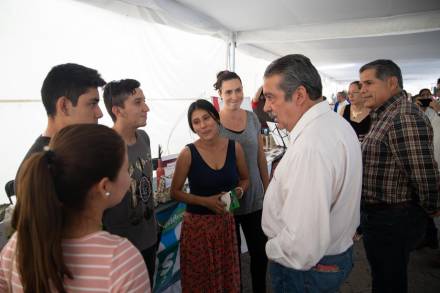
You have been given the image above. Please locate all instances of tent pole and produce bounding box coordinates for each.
[226,32,237,71]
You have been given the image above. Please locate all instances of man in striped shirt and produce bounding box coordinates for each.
[360,59,440,293]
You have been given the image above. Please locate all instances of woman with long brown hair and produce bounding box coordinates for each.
[0,124,150,292]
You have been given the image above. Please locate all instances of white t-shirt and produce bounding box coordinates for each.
[336,100,350,115]
[262,101,362,270]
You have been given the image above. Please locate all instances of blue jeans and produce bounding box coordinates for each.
[269,246,353,293]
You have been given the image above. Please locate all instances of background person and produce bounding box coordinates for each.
[251,86,272,129]
[0,124,150,292]
[419,88,440,113]
[339,81,371,142]
[414,93,440,250]
[215,71,269,293]
[334,90,349,114]
[340,80,371,241]
[171,99,249,293]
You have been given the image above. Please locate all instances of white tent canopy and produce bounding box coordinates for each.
[112,0,440,89]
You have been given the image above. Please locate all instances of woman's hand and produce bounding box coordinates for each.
[234,187,244,199]
[429,100,440,112]
[202,194,227,214]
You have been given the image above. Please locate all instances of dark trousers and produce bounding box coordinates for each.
[423,217,439,248]
[235,209,268,293]
[141,244,158,289]
[361,204,427,293]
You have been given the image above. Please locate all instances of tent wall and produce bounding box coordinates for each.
[0,0,345,204]
[0,0,229,203]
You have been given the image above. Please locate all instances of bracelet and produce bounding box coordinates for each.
[235,187,244,198]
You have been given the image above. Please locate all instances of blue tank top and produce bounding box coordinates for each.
[186,139,239,215]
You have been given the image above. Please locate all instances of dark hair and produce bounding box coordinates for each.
[213,70,242,92]
[350,81,362,90]
[41,63,106,117]
[412,94,420,103]
[254,86,264,101]
[12,124,125,293]
[359,59,403,89]
[264,54,322,101]
[402,90,408,99]
[187,99,220,132]
[103,79,141,122]
[418,88,431,96]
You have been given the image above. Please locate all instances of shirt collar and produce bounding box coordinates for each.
[288,100,330,143]
[370,92,403,120]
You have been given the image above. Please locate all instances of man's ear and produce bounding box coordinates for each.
[56,96,71,116]
[387,76,399,91]
[112,105,124,119]
[294,85,308,105]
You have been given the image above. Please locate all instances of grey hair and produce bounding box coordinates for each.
[359,59,403,89]
[264,54,322,101]
[337,91,347,98]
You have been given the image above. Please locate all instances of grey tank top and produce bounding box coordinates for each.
[220,110,264,215]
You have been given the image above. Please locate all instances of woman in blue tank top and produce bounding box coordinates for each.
[171,99,249,292]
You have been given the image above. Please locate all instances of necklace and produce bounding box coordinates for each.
[351,109,363,119]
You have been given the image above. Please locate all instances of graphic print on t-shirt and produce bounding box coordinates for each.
[128,157,154,224]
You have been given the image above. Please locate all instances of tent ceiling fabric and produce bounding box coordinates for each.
[266,31,440,82]
[118,0,440,86]
[176,0,440,31]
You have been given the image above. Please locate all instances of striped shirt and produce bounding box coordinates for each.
[0,231,150,292]
[362,93,440,213]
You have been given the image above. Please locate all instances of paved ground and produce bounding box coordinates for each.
[240,241,440,293]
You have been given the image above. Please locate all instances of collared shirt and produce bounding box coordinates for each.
[337,100,350,115]
[262,101,362,270]
[362,93,440,213]
[334,100,349,115]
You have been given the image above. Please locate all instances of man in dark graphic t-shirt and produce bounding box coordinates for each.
[102,79,158,288]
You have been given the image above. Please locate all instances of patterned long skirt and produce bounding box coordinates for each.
[180,212,240,293]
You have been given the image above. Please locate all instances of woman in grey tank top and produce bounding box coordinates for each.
[215,71,269,293]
